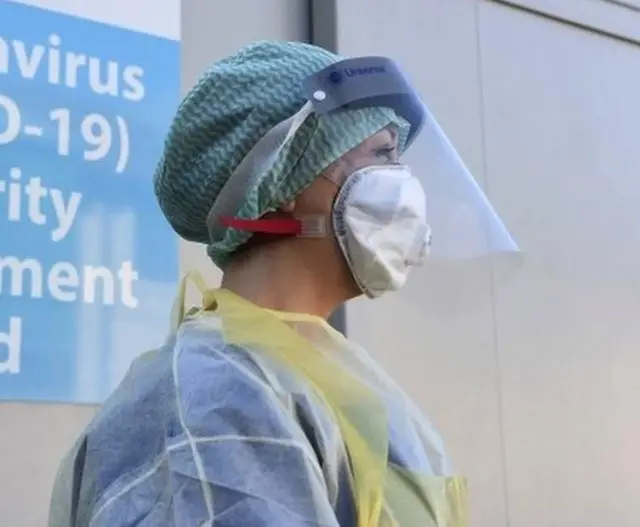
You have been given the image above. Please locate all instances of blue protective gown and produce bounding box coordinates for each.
[48,312,453,526]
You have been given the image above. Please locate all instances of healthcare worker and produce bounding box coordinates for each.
[48,41,516,527]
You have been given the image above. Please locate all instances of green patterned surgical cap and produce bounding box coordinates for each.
[154,40,405,268]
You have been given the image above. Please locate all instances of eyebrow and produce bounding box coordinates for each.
[370,144,396,154]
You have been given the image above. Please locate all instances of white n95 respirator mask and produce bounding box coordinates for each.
[332,165,432,298]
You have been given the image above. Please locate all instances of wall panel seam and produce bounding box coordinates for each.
[473,3,514,526]
[487,0,640,45]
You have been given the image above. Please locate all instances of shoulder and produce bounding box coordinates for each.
[172,318,300,440]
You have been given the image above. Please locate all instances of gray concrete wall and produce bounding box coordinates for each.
[324,1,640,526]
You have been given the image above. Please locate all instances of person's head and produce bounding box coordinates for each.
[154,41,516,317]
[154,41,427,315]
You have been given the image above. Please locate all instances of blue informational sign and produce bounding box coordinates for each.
[0,2,180,403]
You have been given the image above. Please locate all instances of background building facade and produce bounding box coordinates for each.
[2,0,639,525]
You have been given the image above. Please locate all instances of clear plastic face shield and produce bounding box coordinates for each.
[207,56,519,300]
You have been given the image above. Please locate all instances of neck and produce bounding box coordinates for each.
[220,240,348,319]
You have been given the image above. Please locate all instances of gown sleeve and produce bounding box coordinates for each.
[156,334,341,527]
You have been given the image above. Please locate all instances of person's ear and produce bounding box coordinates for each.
[280,200,296,213]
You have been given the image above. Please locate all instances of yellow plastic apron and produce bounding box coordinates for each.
[175,273,468,527]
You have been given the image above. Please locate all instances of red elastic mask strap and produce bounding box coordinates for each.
[219,216,302,235]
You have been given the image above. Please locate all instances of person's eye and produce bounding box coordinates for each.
[374,146,396,162]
